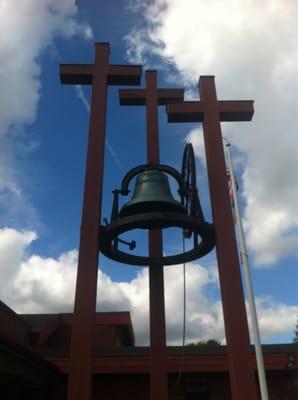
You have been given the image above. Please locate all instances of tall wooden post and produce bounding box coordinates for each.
[120,70,184,399]
[167,76,259,400]
[60,43,141,400]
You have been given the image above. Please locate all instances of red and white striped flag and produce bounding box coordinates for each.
[226,167,238,224]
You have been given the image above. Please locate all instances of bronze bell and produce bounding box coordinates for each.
[119,170,186,218]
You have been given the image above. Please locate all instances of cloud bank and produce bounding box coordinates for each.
[0,0,92,226]
[125,0,298,267]
[1,228,296,345]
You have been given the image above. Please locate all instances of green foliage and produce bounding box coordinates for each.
[293,318,298,343]
[186,339,221,347]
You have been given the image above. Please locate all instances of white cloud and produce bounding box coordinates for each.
[125,0,298,267]
[185,128,206,165]
[0,0,92,226]
[254,296,298,340]
[0,228,296,345]
[0,0,92,136]
[13,250,78,313]
[0,227,37,292]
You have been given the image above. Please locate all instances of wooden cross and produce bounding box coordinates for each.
[167,76,258,400]
[120,70,184,163]
[119,71,184,400]
[60,43,141,400]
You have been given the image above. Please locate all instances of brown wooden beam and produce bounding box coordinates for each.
[49,352,296,375]
[167,75,258,400]
[60,43,141,400]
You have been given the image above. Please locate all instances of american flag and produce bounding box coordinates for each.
[226,167,238,224]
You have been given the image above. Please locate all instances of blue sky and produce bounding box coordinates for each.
[0,0,297,345]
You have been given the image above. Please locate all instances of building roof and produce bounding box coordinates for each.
[0,333,61,381]
[21,311,135,347]
[0,300,297,378]
[0,300,31,345]
[49,343,298,375]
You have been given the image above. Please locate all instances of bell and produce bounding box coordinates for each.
[119,169,186,218]
[99,144,215,267]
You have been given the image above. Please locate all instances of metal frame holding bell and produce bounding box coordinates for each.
[98,143,215,267]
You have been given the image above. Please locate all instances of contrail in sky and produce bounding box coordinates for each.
[74,85,123,170]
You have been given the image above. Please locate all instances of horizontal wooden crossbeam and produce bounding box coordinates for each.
[60,64,142,86]
[167,100,254,122]
[119,88,184,105]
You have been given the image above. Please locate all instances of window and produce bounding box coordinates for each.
[185,380,210,400]
[185,391,210,400]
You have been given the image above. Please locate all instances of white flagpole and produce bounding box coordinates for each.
[224,139,269,400]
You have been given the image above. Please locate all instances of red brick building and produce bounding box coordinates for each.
[0,300,297,399]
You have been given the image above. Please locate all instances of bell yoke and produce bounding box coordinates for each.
[98,143,216,266]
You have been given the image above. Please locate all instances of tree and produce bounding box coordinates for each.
[186,339,221,347]
[293,316,298,343]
